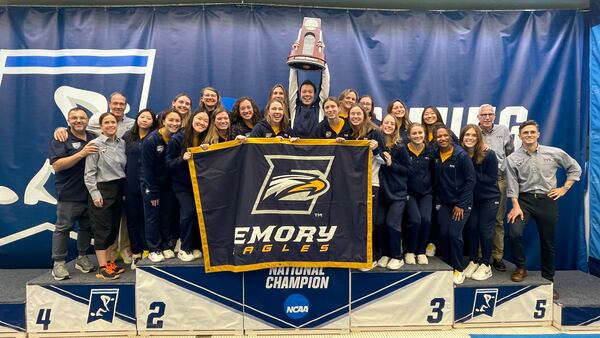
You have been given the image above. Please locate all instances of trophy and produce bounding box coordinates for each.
[287,17,326,70]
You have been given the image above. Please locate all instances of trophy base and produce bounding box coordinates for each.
[287,56,326,70]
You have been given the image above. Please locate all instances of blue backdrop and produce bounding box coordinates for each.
[0,6,587,269]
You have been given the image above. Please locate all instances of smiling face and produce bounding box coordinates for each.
[68,109,89,133]
[239,100,254,121]
[349,106,365,126]
[109,94,126,120]
[519,124,540,147]
[101,114,118,137]
[423,108,438,125]
[381,115,397,136]
[323,100,339,120]
[341,92,357,110]
[478,106,495,130]
[271,86,285,101]
[214,111,230,131]
[192,112,210,134]
[163,112,182,134]
[172,96,192,115]
[137,111,154,130]
[202,89,219,109]
[300,84,315,106]
[391,101,406,119]
[268,101,285,124]
[435,127,452,151]
[461,127,478,150]
[359,97,373,114]
[409,125,425,145]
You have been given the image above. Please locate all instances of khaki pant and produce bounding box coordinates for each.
[491,176,507,260]
[108,213,131,261]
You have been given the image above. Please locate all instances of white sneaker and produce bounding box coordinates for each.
[387,258,404,270]
[177,250,195,262]
[162,249,175,259]
[471,263,493,281]
[377,256,390,268]
[464,261,479,278]
[174,239,182,253]
[405,253,416,265]
[148,251,165,263]
[192,249,202,259]
[453,270,465,284]
[426,243,436,257]
[358,261,378,272]
[417,254,429,265]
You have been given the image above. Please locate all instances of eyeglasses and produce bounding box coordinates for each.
[479,114,495,119]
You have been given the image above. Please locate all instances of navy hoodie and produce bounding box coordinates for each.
[312,118,353,139]
[141,129,170,200]
[123,130,144,196]
[250,120,295,138]
[406,143,435,197]
[434,145,476,209]
[473,150,500,201]
[166,130,193,194]
[379,143,411,203]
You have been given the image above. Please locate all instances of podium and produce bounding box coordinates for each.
[0,269,44,338]
[553,270,600,330]
[26,256,136,337]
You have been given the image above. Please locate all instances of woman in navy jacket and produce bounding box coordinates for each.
[166,110,210,262]
[387,99,411,143]
[204,107,233,144]
[312,97,352,141]
[433,124,476,284]
[141,110,182,263]
[377,114,411,270]
[250,98,295,139]
[231,97,261,137]
[122,109,157,268]
[460,124,500,281]
[404,123,435,265]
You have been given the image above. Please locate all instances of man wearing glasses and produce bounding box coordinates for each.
[478,104,514,272]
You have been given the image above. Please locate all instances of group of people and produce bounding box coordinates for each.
[49,70,581,299]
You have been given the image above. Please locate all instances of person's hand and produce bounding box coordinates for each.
[54,127,68,142]
[289,137,299,142]
[369,140,378,150]
[151,199,160,207]
[507,206,524,223]
[93,197,103,208]
[183,151,192,161]
[276,136,285,141]
[79,143,98,157]
[200,144,209,151]
[235,135,247,143]
[335,137,346,143]
[452,206,464,221]
[383,151,392,166]
[483,143,490,151]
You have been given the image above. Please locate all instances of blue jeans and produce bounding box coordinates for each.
[437,203,471,271]
[466,198,499,264]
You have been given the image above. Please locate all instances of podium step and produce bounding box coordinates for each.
[135,258,243,336]
[454,260,553,327]
[350,256,453,330]
[553,270,600,330]
[0,269,45,338]
[26,256,136,337]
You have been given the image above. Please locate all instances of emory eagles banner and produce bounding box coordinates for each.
[189,139,372,272]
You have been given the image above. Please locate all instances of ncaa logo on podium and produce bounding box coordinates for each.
[251,155,334,215]
[87,289,120,323]
[284,293,310,319]
[471,288,498,318]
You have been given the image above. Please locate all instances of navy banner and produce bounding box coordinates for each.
[189,139,372,272]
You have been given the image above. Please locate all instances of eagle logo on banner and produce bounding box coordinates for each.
[251,155,334,215]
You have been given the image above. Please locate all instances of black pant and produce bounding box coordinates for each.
[509,193,558,281]
[89,180,124,250]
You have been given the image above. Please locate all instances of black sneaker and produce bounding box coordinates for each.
[96,266,120,280]
[108,261,125,274]
[492,259,507,272]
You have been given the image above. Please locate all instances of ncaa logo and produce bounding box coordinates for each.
[284,293,309,319]
[87,288,119,324]
[471,288,498,318]
[251,155,334,215]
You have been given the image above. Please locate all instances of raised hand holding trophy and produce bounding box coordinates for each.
[287,17,326,70]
